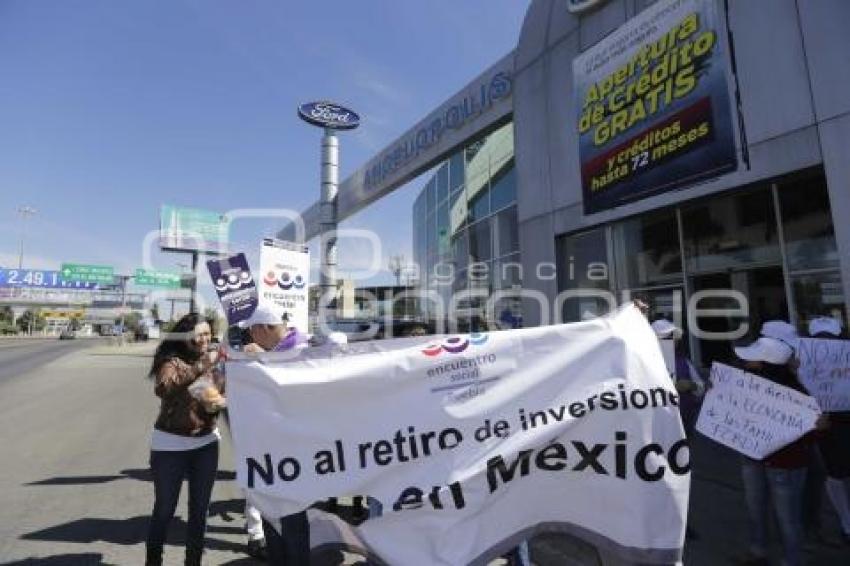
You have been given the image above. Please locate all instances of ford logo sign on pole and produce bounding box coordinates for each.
[298,101,360,334]
[298,101,360,130]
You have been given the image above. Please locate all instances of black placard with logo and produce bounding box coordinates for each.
[207,253,258,325]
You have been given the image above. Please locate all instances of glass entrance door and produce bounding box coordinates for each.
[689,266,787,368]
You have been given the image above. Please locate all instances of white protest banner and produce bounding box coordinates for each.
[696,363,820,460]
[226,305,689,565]
[796,338,850,412]
[258,238,309,333]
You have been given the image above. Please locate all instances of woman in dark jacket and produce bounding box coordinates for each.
[145,313,225,566]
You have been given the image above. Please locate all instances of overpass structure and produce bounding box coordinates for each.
[0,285,151,335]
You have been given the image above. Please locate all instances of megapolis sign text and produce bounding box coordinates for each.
[364,71,512,190]
[298,101,361,130]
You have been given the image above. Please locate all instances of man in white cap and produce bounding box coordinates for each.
[760,320,799,351]
[238,305,309,563]
[241,305,308,354]
[806,316,850,544]
[733,330,812,566]
[809,316,842,339]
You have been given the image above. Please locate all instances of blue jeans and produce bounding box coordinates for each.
[146,442,219,558]
[740,458,805,566]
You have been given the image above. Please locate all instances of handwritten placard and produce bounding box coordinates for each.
[696,363,820,460]
[796,338,850,412]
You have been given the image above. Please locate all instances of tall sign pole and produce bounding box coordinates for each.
[320,128,338,325]
[297,101,360,333]
[189,251,199,313]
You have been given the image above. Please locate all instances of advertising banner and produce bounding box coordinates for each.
[258,239,309,334]
[796,338,850,412]
[160,205,229,253]
[206,253,258,326]
[573,0,737,214]
[696,363,820,460]
[226,306,689,565]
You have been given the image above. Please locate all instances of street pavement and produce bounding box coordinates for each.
[0,341,847,565]
[0,338,100,383]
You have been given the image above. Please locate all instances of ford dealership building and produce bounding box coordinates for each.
[285,0,850,368]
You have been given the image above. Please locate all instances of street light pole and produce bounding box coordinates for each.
[17,205,37,269]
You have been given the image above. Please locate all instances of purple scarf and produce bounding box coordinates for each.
[272,328,307,352]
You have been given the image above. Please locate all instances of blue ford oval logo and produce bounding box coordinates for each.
[298,101,360,130]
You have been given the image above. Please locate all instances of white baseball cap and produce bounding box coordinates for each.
[734,336,794,365]
[238,305,287,328]
[760,320,798,348]
[809,316,842,337]
[651,319,682,340]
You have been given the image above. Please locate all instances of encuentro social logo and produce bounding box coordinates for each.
[262,271,306,290]
[214,270,253,292]
[421,333,489,357]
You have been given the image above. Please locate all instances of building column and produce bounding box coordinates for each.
[818,112,850,324]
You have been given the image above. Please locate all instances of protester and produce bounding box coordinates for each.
[651,319,706,423]
[145,313,225,566]
[807,316,850,544]
[651,318,704,542]
[732,325,812,566]
[240,305,311,565]
[219,310,311,561]
[211,323,268,561]
[761,320,799,349]
[760,319,838,545]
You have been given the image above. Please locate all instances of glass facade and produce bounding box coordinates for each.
[556,168,846,368]
[413,121,520,330]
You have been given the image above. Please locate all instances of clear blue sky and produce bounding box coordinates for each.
[0,0,528,314]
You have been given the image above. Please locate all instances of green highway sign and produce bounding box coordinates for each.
[160,205,229,254]
[134,269,181,288]
[60,263,114,284]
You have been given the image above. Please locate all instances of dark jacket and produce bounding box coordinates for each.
[153,357,224,437]
[757,363,812,469]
